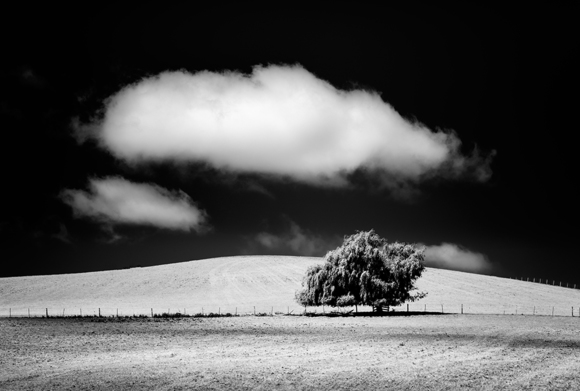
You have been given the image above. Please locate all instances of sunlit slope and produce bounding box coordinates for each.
[1,256,579,316]
[415,267,580,315]
[0,256,318,314]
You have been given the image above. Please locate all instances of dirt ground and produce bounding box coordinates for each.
[1,314,579,390]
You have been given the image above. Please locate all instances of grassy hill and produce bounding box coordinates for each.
[1,256,579,317]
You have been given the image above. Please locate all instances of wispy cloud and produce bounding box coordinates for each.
[30,216,72,244]
[50,223,71,244]
[75,64,493,191]
[250,220,341,257]
[60,177,208,232]
[423,243,493,274]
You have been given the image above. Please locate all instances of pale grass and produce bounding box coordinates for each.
[1,256,579,316]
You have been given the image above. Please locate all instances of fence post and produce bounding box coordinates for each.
[46,308,48,318]
[572,307,574,317]
[271,306,273,316]
[63,308,65,317]
[28,308,30,318]
[116,309,118,318]
[461,304,463,314]
[407,304,409,312]
[9,308,11,318]
[235,307,237,316]
[98,308,101,317]
[151,308,153,317]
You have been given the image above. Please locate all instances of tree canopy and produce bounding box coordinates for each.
[295,230,427,311]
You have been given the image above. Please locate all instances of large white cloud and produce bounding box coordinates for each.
[60,177,207,231]
[423,243,493,274]
[76,64,492,187]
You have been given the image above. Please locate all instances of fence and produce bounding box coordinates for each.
[393,303,579,317]
[510,277,579,289]
[1,304,579,318]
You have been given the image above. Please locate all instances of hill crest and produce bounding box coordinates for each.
[1,256,579,316]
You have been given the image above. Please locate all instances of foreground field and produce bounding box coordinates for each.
[1,256,580,317]
[1,315,579,390]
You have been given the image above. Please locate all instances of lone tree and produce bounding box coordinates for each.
[295,230,427,312]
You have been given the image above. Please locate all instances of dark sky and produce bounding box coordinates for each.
[1,3,578,282]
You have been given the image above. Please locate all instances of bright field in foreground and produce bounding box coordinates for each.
[1,315,579,390]
[1,256,580,317]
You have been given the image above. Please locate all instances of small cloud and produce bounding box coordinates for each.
[30,217,72,244]
[74,64,494,193]
[51,223,71,244]
[99,225,124,244]
[251,220,341,257]
[60,177,208,232]
[20,67,47,88]
[423,243,493,274]
[243,181,275,199]
[215,173,276,198]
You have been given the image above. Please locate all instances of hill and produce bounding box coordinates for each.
[1,256,579,316]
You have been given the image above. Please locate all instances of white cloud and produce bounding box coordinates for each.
[253,221,340,257]
[423,243,493,274]
[60,177,208,232]
[76,64,493,188]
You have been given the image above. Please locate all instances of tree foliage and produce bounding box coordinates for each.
[295,230,427,311]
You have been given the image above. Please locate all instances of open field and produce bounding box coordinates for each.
[1,314,579,390]
[1,256,580,317]
[2,256,580,390]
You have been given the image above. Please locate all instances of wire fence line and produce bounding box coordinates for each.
[1,304,579,318]
[509,276,579,289]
